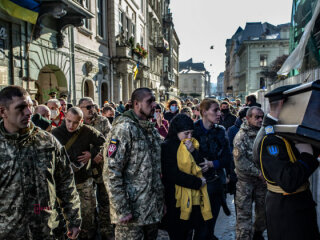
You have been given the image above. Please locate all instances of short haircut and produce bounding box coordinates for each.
[47,99,61,108]
[246,94,257,103]
[0,85,29,108]
[102,106,114,114]
[200,98,219,117]
[34,104,50,114]
[67,107,83,119]
[131,88,153,104]
[220,101,229,106]
[247,106,263,118]
[78,97,93,106]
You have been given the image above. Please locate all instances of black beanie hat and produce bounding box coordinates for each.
[166,114,194,139]
[31,113,52,130]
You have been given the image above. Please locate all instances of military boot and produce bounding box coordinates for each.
[253,231,264,240]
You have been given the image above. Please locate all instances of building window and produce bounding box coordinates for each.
[97,0,105,38]
[126,17,130,40]
[260,55,267,67]
[260,77,266,89]
[119,10,123,34]
[83,0,91,30]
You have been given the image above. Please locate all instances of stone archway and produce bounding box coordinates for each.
[83,79,94,100]
[36,65,68,104]
[101,82,109,105]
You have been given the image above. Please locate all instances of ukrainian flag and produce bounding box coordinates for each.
[133,62,139,80]
[0,0,40,25]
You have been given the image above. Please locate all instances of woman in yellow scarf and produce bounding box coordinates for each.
[161,114,212,240]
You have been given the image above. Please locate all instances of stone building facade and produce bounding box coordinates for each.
[224,22,289,99]
[178,69,206,99]
[0,0,180,105]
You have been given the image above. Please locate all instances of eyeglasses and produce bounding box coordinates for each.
[255,115,264,120]
[81,105,95,110]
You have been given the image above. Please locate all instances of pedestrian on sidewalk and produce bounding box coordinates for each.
[161,114,212,240]
[233,107,266,240]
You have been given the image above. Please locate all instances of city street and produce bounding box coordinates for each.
[157,195,268,240]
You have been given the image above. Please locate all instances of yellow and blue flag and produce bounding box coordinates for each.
[0,0,40,25]
[133,62,139,80]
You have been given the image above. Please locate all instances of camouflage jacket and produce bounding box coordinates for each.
[91,114,111,138]
[103,110,164,226]
[0,121,81,240]
[89,114,111,180]
[233,120,261,181]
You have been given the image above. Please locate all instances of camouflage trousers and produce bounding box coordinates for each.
[76,178,97,240]
[235,179,267,240]
[115,223,158,240]
[94,177,114,240]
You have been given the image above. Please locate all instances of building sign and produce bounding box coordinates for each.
[0,66,8,85]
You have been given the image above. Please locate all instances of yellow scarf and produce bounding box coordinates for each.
[175,138,212,221]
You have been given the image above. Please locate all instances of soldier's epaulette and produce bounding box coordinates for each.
[265,125,275,135]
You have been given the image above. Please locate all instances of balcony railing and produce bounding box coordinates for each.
[155,37,169,53]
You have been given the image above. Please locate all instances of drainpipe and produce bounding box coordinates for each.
[69,26,76,105]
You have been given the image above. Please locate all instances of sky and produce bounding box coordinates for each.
[170,0,293,83]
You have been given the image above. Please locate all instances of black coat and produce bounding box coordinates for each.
[193,120,232,188]
[219,112,236,130]
[254,115,320,240]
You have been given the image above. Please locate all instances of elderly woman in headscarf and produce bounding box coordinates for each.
[161,114,212,240]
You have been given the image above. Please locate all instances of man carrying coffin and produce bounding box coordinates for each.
[253,85,320,240]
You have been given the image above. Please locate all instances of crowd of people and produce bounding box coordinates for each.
[0,85,318,240]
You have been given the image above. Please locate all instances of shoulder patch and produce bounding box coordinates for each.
[267,145,279,156]
[107,139,119,158]
[265,126,274,135]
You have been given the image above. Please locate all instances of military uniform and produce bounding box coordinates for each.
[103,109,164,240]
[90,114,113,239]
[253,114,319,240]
[233,119,266,240]
[52,123,105,240]
[0,121,81,240]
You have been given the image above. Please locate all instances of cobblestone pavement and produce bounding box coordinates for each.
[157,195,268,240]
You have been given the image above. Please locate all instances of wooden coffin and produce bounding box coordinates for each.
[273,80,320,148]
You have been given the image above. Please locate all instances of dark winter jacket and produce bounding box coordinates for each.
[164,111,178,123]
[193,120,232,187]
[227,118,243,152]
[219,111,236,130]
[52,123,106,184]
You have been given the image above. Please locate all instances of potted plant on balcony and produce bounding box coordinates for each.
[132,43,148,59]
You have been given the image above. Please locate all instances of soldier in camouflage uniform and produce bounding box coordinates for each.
[233,106,266,240]
[79,97,113,239]
[103,88,164,240]
[52,107,106,240]
[0,86,81,240]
